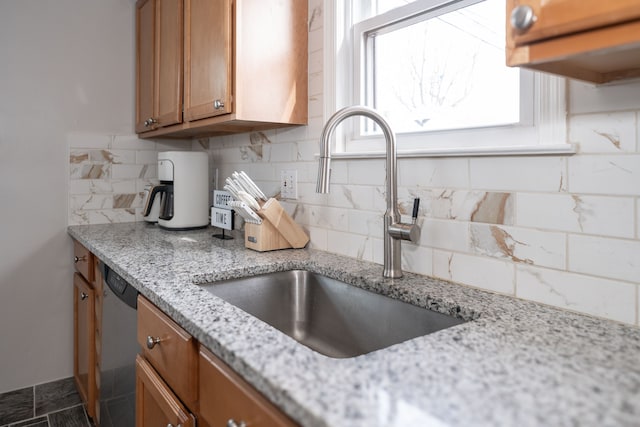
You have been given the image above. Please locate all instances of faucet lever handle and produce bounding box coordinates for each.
[411,198,420,224]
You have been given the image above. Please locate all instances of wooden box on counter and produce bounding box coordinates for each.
[244,199,309,252]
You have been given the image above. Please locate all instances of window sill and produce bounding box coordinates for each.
[328,144,577,160]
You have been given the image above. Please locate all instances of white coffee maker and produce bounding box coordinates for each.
[142,151,209,230]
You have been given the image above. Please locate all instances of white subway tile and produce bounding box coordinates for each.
[570,112,637,153]
[402,244,433,277]
[327,184,376,210]
[276,126,307,144]
[419,219,469,252]
[308,70,323,97]
[69,208,136,226]
[136,150,159,165]
[433,250,514,295]
[569,79,640,115]
[309,95,324,119]
[108,149,136,164]
[327,230,374,261]
[568,154,640,195]
[68,180,88,195]
[111,164,146,179]
[637,286,639,326]
[294,140,320,162]
[427,190,515,224]
[637,112,640,153]
[348,210,383,238]
[304,205,349,231]
[308,1,323,32]
[349,159,385,186]
[268,143,295,162]
[296,182,329,205]
[569,234,640,283]
[517,193,635,238]
[516,265,637,325]
[110,179,137,194]
[399,158,469,189]
[309,49,323,74]
[70,194,113,210]
[470,224,566,269]
[305,116,325,139]
[308,226,328,251]
[637,198,640,239]
[470,156,565,192]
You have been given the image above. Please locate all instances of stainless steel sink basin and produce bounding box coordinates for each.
[201,270,465,358]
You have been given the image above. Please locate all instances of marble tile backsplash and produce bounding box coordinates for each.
[67,133,189,225]
[203,1,640,326]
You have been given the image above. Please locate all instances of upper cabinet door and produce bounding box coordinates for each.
[155,0,183,128]
[184,0,233,122]
[136,0,183,133]
[509,0,640,45]
[136,0,155,133]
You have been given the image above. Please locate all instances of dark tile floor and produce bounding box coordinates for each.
[0,377,92,427]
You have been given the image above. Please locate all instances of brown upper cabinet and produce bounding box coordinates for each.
[506,0,640,83]
[136,0,308,138]
[136,0,184,133]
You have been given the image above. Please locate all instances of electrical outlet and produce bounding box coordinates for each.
[280,169,298,199]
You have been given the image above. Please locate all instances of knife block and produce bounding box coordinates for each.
[244,198,309,252]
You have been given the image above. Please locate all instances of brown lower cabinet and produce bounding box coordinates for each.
[136,294,299,427]
[73,272,96,419]
[199,346,298,427]
[135,355,196,427]
[73,241,98,422]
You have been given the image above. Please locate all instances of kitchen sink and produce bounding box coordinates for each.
[201,270,465,358]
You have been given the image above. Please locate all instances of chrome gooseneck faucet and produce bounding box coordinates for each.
[316,106,420,278]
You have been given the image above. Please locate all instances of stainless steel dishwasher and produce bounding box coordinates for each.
[98,262,139,427]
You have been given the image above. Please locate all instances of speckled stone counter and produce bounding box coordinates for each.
[68,222,640,427]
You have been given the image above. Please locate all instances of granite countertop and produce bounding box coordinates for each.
[68,222,640,427]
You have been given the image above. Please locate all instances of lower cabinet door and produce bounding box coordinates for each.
[199,346,298,427]
[73,273,96,420]
[135,355,195,427]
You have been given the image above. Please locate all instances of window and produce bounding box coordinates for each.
[324,0,573,157]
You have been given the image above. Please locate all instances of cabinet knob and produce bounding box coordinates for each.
[510,5,536,31]
[146,335,161,349]
[80,292,89,301]
[74,255,87,264]
[144,117,158,127]
[166,424,182,427]
[213,99,225,110]
[227,420,246,427]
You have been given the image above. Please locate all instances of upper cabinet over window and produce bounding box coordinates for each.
[506,0,640,83]
[136,0,308,138]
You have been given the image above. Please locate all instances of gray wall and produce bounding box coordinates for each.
[0,0,136,393]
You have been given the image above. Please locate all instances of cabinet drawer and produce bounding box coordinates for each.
[199,346,298,427]
[136,355,195,427]
[73,240,94,283]
[137,296,197,407]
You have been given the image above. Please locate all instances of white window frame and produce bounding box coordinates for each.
[323,0,575,158]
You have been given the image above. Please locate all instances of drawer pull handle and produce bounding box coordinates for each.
[80,292,89,301]
[166,424,182,427]
[227,420,246,427]
[146,335,161,349]
[74,255,87,263]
